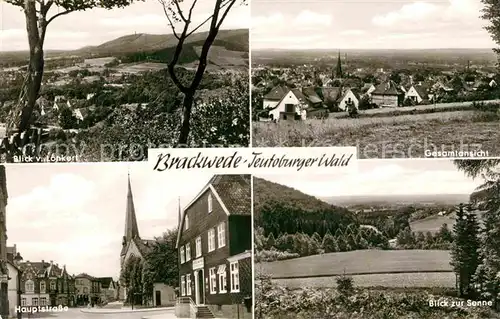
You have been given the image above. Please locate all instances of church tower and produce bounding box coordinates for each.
[335,51,343,79]
[121,172,140,260]
[119,171,140,301]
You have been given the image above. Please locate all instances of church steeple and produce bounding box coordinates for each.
[335,51,343,79]
[124,171,140,243]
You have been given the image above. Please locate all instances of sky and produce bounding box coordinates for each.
[0,0,249,51]
[257,159,484,197]
[4,162,212,279]
[251,0,496,49]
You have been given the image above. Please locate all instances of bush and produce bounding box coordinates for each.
[336,274,354,297]
[254,249,300,262]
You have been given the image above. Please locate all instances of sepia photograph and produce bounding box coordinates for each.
[0,0,250,163]
[0,164,252,319]
[254,159,500,318]
[251,0,500,158]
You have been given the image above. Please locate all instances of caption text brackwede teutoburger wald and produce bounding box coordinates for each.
[152,151,354,172]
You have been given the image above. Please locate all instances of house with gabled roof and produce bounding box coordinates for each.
[17,258,76,308]
[265,87,308,121]
[405,85,431,104]
[262,85,289,110]
[371,80,405,107]
[176,175,252,319]
[362,83,376,97]
[301,87,323,108]
[338,88,362,111]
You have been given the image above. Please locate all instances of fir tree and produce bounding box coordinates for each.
[396,227,415,249]
[322,232,337,253]
[437,223,454,243]
[267,233,276,249]
[451,204,476,296]
[337,236,348,252]
[473,183,500,308]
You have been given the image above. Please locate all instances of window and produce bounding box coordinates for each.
[230,262,240,292]
[285,103,294,113]
[195,237,202,258]
[186,274,191,295]
[185,215,189,230]
[209,268,217,294]
[208,229,215,252]
[21,298,26,306]
[40,297,47,306]
[217,265,227,293]
[32,298,39,306]
[83,287,88,294]
[181,275,186,296]
[40,281,46,293]
[186,244,191,261]
[208,193,213,213]
[217,223,226,248]
[58,281,62,292]
[180,246,185,264]
[50,281,56,290]
[25,280,34,293]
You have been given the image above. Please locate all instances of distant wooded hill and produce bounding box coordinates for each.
[253,177,356,237]
[0,29,249,68]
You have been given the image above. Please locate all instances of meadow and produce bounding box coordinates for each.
[259,249,452,278]
[253,110,500,158]
[269,272,456,289]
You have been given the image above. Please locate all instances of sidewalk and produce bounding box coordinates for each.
[81,306,174,314]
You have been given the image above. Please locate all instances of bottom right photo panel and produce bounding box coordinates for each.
[254,159,500,319]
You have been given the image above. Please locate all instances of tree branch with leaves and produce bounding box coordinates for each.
[2,0,140,157]
[157,0,247,145]
[481,0,500,68]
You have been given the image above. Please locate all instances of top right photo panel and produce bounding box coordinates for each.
[251,0,500,159]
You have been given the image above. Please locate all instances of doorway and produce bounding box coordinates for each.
[155,291,161,306]
[195,270,205,305]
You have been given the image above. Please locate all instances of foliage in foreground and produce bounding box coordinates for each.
[255,273,500,319]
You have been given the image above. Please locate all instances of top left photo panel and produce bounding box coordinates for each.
[0,0,250,163]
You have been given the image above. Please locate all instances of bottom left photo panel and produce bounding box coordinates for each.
[0,164,252,319]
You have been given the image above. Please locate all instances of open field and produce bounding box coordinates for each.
[259,249,452,278]
[117,62,169,73]
[268,272,456,289]
[410,214,456,233]
[83,57,116,66]
[329,99,500,119]
[253,110,500,158]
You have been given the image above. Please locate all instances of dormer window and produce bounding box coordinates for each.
[40,282,46,293]
[25,280,34,293]
[208,193,213,213]
[185,214,189,230]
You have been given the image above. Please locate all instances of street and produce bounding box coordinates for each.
[16,307,177,319]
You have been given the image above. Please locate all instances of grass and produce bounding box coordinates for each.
[253,110,500,158]
[270,272,456,289]
[258,249,452,278]
[410,214,457,233]
[329,99,500,119]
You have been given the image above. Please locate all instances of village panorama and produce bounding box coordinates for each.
[0,0,250,162]
[251,0,500,158]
